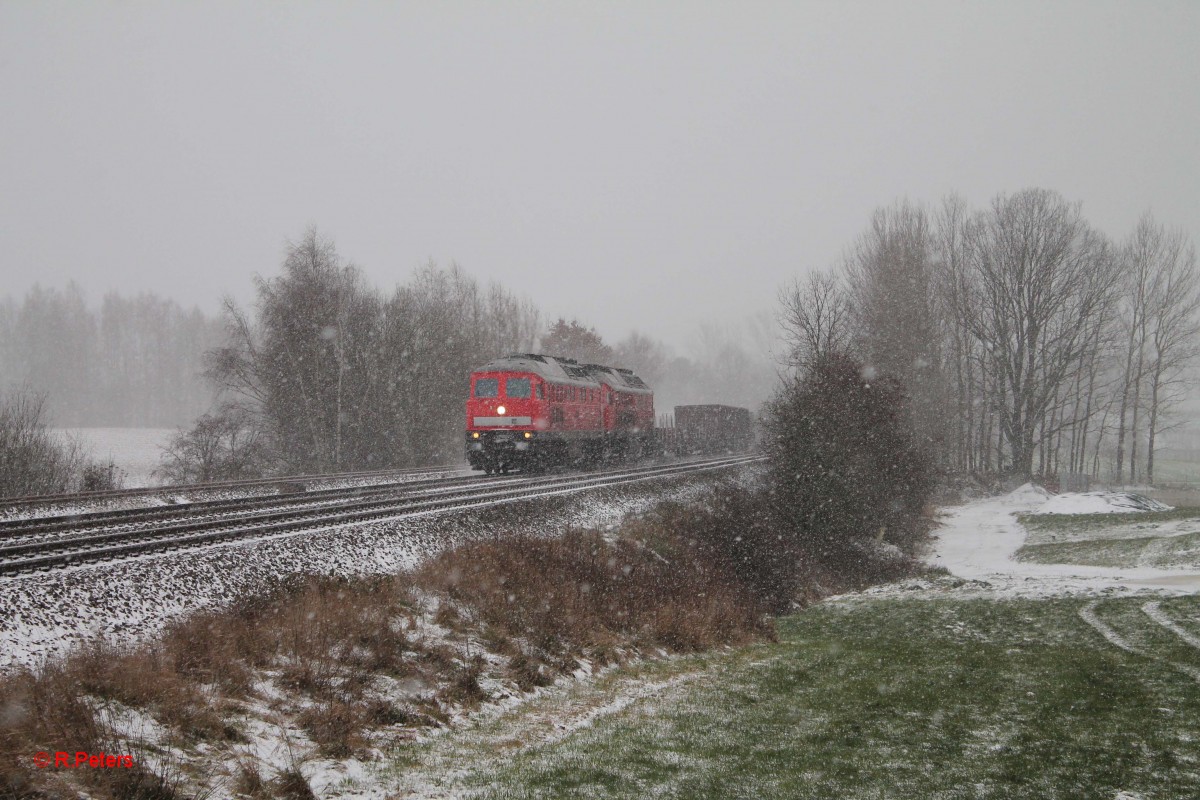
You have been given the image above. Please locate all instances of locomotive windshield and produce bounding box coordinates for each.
[506,377,531,398]
[474,378,499,398]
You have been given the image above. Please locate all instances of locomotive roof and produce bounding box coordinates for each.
[473,353,598,387]
[580,363,653,395]
[473,353,653,393]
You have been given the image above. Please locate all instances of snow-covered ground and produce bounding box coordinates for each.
[9,476,1195,800]
[1030,489,1172,515]
[884,484,1200,600]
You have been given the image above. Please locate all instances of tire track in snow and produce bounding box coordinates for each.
[1079,600,1200,683]
[1079,601,1139,653]
[1142,601,1200,651]
[1136,536,1171,568]
[390,666,710,798]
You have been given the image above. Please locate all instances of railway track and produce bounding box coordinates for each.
[0,455,762,577]
[0,463,463,517]
[0,471,518,540]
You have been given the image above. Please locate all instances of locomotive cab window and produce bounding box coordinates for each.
[474,378,499,398]
[506,377,531,398]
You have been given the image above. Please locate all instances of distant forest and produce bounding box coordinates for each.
[0,286,221,427]
[781,190,1200,483]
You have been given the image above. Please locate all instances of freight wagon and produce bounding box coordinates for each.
[673,404,755,455]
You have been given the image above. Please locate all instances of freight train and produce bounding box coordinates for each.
[465,353,655,474]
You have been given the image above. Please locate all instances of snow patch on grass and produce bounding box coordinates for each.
[923,484,1200,599]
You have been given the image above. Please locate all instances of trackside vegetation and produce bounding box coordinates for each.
[0,494,918,798]
[0,390,124,499]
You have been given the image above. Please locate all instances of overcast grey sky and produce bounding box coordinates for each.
[2,1,1197,350]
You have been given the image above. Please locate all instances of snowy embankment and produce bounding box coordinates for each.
[924,484,1200,597]
[0,468,751,673]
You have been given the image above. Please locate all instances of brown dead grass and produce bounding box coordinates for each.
[419,527,774,661]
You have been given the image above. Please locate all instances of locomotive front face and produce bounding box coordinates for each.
[464,354,655,473]
[465,371,547,473]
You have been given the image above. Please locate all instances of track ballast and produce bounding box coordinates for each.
[0,456,762,577]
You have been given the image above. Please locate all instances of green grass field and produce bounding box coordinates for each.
[392,595,1200,799]
[1017,508,1200,569]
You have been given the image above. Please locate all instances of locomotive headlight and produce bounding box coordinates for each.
[524,432,532,439]
[471,432,480,439]
[497,405,506,415]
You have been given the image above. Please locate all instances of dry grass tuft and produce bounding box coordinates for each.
[233,759,272,799]
[269,767,316,800]
[295,700,370,759]
[419,524,775,661]
[437,665,488,708]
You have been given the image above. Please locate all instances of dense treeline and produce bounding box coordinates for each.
[781,188,1200,482]
[0,286,221,427]
[544,317,776,416]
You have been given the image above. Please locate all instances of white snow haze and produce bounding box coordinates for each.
[2,1,1198,349]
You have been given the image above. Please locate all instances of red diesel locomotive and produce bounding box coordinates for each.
[465,353,655,473]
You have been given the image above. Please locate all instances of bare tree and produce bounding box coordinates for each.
[778,269,853,370]
[1113,216,1157,483]
[484,283,541,358]
[614,331,670,388]
[156,402,268,484]
[0,390,88,497]
[965,189,1121,479]
[785,190,1195,484]
[1141,221,1200,483]
[205,229,376,472]
[933,194,987,472]
[843,201,948,459]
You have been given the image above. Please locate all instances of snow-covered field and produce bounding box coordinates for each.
[52,427,175,487]
[907,483,1200,599]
